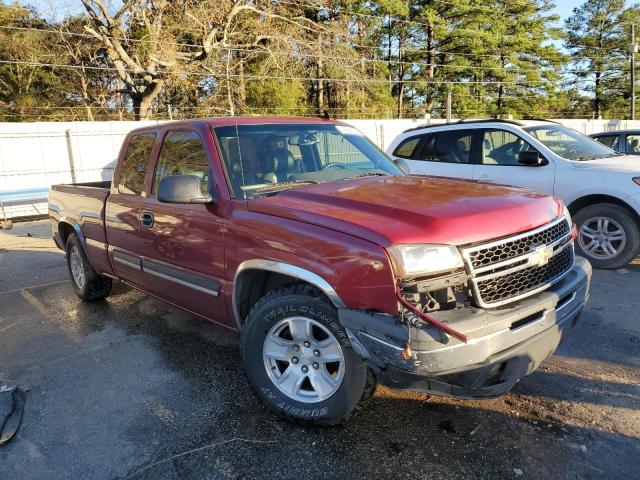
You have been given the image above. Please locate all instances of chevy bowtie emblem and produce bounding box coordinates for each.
[529,245,554,267]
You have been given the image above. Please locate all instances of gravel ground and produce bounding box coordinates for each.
[0,220,638,480]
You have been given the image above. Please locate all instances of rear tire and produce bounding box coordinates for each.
[65,233,112,301]
[574,203,640,269]
[241,284,368,426]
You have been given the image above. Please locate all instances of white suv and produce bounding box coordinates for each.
[387,119,640,269]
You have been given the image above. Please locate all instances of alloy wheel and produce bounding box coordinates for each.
[578,216,627,260]
[69,246,86,289]
[263,316,345,403]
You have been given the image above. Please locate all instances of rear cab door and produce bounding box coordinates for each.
[139,124,229,325]
[472,127,555,194]
[390,128,477,180]
[106,130,158,287]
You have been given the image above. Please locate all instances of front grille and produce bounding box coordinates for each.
[462,217,574,308]
[468,219,570,269]
[475,247,574,305]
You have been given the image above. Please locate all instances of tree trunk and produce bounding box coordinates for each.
[131,80,163,121]
[226,49,235,116]
[316,57,324,115]
[497,55,506,114]
[397,36,404,118]
[425,25,435,113]
[595,71,602,119]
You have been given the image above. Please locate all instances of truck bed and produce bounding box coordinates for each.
[49,181,111,257]
[50,181,111,196]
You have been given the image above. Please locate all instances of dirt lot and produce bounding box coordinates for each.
[1,220,638,480]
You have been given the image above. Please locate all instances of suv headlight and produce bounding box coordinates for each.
[386,244,464,278]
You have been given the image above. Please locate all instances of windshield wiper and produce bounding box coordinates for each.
[341,172,389,180]
[249,179,319,197]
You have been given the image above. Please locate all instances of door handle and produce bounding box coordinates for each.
[140,212,154,228]
[478,174,494,181]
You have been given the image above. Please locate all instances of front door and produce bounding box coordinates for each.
[141,128,227,325]
[472,128,555,194]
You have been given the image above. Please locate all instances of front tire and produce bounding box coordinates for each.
[574,203,640,269]
[65,233,112,301]
[241,284,368,425]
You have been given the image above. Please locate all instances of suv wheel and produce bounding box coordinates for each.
[241,284,369,425]
[574,203,640,269]
[66,233,112,301]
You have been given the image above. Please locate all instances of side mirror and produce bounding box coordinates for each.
[157,175,213,204]
[517,151,548,167]
[394,158,410,174]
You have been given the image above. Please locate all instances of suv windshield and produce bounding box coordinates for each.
[524,125,618,161]
[213,123,402,198]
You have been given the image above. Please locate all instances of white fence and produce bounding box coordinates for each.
[2,117,640,219]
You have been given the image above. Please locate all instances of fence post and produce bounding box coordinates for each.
[65,129,77,183]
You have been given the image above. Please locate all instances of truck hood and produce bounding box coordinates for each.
[570,155,640,172]
[247,175,563,247]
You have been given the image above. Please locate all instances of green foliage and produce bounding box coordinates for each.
[0,0,639,121]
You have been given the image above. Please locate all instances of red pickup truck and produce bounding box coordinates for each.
[49,117,591,425]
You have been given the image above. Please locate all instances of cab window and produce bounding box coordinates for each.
[418,130,473,163]
[152,130,210,195]
[481,129,537,166]
[118,133,156,195]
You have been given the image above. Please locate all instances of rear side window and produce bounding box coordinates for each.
[118,133,156,195]
[153,130,209,195]
[419,130,473,163]
[393,136,421,159]
[594,135,620,151]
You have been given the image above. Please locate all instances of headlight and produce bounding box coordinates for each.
[386,244,464,278]
[633,177,640,186]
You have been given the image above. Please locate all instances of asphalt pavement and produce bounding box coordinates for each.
[0,220,638,480]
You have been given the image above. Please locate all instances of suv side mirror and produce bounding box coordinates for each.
[157,175,213,204]
[517,151,548,167]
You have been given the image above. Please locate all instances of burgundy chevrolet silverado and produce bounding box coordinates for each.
[49,117,591,425]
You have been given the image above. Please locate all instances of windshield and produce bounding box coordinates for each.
[213,123,402,198]
[524,125,618,161]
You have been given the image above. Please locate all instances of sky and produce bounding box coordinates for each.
[552,0,584,22]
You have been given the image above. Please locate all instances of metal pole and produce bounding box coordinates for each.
[631,24,636,120]
[446,90,452,123]
[65,129,77,184]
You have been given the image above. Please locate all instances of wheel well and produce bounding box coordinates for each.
[234,269,330,328]
[58,222,75,248]
[567,195,640,227]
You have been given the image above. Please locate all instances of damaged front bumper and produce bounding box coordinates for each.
[339,257,592,399]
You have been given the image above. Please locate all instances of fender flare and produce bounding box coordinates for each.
[58,217,88,256]
[232,259,346,329]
